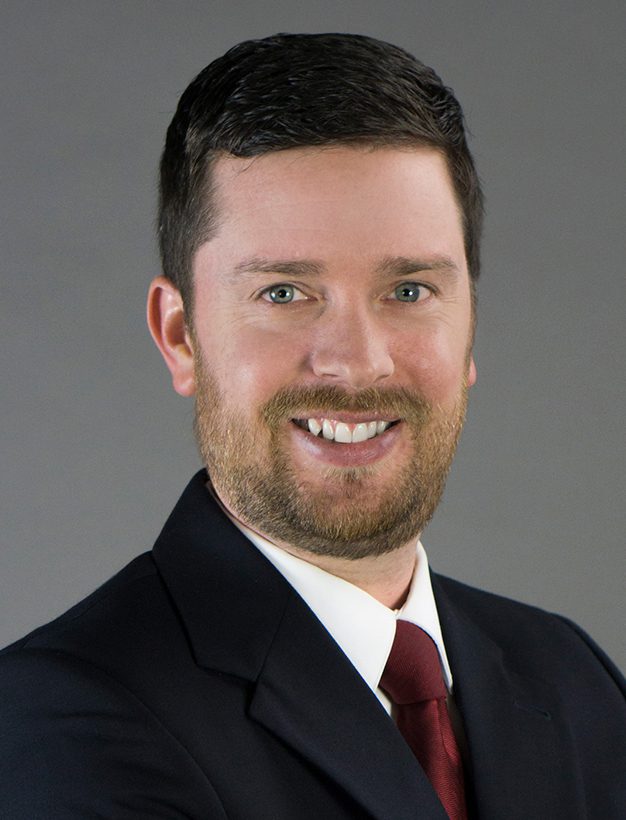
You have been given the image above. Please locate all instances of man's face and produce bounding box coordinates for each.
[189,145,476,559]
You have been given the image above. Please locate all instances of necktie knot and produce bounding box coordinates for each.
[380,620,447,705]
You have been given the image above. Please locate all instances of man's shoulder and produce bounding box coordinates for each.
[434,569,600,640]
[433,571,626,696]
[0,551,184,691]
[1,552,159,654]
[0,551,227,818]
[433,570,568,626]
[0,470,211,672]
[0,547,206,746]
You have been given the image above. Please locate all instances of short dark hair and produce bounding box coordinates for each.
[158,33,483,311]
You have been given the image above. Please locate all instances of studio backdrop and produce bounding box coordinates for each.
[1,0,624,670]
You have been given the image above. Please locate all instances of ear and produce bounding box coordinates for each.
[147,276,196,396]
[468,355,477,388]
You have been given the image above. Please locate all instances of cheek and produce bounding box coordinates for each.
[207,324,307,407]
[399,328,470,406]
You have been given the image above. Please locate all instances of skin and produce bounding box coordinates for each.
[148,145,476,608]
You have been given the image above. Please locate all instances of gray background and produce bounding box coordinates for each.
[2,1,624,670]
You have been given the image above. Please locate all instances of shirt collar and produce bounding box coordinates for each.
[228,514,454,699]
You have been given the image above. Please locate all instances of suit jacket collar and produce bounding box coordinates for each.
[152,470,293,680]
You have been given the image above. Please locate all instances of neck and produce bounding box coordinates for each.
[272,540,419,610]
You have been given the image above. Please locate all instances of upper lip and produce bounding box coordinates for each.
[291,412,401,423]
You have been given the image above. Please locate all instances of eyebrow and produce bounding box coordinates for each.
[230,254,461,279]
[375,255,461,279]
[231,257,325,277]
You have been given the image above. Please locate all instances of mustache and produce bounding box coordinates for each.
[261,385,432,428]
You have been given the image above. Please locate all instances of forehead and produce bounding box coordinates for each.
[198,145,466,275]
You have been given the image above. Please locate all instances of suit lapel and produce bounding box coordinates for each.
[152,471,291,680]
[433,575,586,819]
[249,588,449,820]
[153,473,448,819]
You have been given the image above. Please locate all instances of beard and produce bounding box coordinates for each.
[193,351,469,561]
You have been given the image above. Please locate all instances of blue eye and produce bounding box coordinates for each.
[394,282,422,302]
[266,284,296,303]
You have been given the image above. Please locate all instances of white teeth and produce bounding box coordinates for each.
[352,423,369,443]
[334,422,352,443]
[305,417,394,443]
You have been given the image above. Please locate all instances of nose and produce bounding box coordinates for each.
[309,302,394,389]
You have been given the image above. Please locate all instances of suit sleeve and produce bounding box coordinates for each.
[0,648,227,819]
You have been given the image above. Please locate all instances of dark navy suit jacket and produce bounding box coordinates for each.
[2,471,625,818]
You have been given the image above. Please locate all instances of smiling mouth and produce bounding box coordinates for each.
[292,417,400,444]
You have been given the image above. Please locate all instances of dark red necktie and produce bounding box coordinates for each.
[380,620,468,820]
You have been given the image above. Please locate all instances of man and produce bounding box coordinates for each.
[1,33,624,819]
